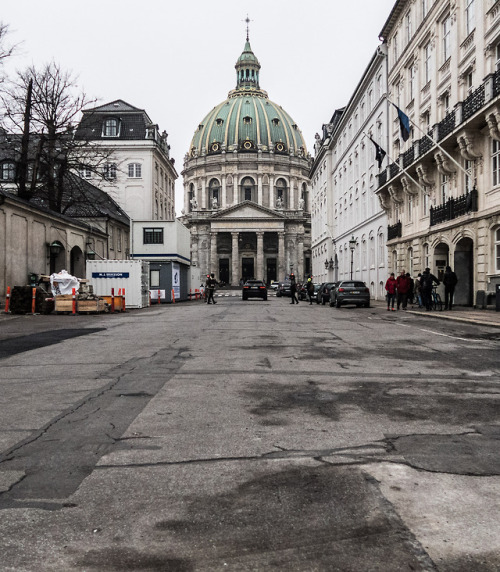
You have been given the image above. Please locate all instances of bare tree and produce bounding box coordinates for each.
[1,61,115,213]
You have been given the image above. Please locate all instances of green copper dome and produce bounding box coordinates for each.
[188,40,307,158]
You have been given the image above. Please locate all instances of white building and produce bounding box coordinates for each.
[376,0,500,306]
[76,100,178,222]
[310,48,390,299]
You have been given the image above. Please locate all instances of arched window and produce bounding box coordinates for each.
[241,177,255,202]
[209,178,220,206]
[188,183,195,212]
[275,178,287,208]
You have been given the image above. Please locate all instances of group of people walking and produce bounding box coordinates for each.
[385,266,458,311]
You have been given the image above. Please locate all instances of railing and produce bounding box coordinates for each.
[402,146,414,168]
[419,132,433,154]
[389,162,400,178]
[378,170,387,185]
[462,85,485,121]
[388,220,402,240]
[494,69,500,98]
[429,188,478,226]
[437,111,455,141]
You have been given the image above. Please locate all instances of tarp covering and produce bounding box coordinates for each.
[50,270,80,296]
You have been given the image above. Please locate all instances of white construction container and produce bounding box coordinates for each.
[86,260,150,309]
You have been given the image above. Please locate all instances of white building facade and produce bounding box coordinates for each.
[311,49,390,299]
[76,100,178,222]
[376,0,500,305]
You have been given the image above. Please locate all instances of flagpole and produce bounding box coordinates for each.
[386,97,471,179]
[362,132,427,194]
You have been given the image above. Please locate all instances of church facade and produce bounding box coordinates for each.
[180,37,312,285]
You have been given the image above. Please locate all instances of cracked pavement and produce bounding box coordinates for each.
[0,299,499,570]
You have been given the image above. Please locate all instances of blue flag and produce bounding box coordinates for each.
[394,104,411,142]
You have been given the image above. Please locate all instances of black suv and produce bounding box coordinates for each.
[317,282,338,305]
[242,280,268,301]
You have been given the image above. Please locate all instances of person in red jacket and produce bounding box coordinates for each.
[396,270,411,310]
[385,272,397,311]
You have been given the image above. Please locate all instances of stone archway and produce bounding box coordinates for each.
[454,237,474,306]
[70,246,85,278]
[433,242,450,282]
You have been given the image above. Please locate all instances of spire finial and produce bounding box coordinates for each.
[244,14,251,41]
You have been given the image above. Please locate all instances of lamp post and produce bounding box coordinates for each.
[349,235,357,279]
[324,258,329,270]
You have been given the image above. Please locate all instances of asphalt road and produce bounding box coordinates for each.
[0,297,499,571]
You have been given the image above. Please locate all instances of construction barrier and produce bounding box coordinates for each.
[5,286,10,313]
[122,288,126,310]
[72,288,77,315]
[31,288,36,314]
[111,288,115,313]
[171,288,175,303]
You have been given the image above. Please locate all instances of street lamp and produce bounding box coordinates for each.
[349,235,357,279]
[324,258,329,269]
[329,257,334,269]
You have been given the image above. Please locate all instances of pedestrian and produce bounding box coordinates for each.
[385,272,397,311]
[290,273,299,304]
[396,270,411,310]
[406,273,415,306]
[443,265,458,310]
[205,273,217,304]
[420,267,440,310]
[414,273,423,308]
[306,276,315,305]
[200,283,205,300]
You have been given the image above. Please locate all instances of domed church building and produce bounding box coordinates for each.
[180,32,312,285]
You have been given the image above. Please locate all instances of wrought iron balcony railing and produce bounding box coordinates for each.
[429,188,478,226]
[388,220,402,240]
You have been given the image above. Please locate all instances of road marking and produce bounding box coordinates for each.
[394,321,472,342]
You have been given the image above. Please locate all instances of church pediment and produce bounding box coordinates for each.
[212,201,285,220]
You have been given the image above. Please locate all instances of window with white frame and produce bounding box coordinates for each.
[393,32,399,63]
[422,0,429,19]
[143,227,163,244]
[493,140,500,187]
[408,64,415,102]
[408,194,413,222]
[441,174,449,203]
[465,159,475,192]
[102,118,119,137]
[442,15,451,63]
[103,163,116,179]
[465,0,475,36]
[79,164,92,179]
[128,163,142,178]
[423,243,429,268]
[423,190,429,216]
[424,42,432,84]
[496,44,500,71]
[496,228,500,272]
[405,11,412,43]
[1,162,15,180]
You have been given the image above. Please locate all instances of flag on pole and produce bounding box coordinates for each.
[368,136,387,169]
[393,103,411,142]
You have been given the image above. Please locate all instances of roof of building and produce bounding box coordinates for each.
[188,39,307,158]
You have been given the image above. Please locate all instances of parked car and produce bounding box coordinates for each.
[242,279,268,301]
[330,280,370,308]
[276,281,291,297]
[317,282,338,305]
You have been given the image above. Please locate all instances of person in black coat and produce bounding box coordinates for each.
[443,266,458,310]
[420,267,439,310]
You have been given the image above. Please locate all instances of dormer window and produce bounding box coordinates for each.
[216,118,224,126]
[243,116,252,125]
[272,118,280,126]
[102,118,120,137]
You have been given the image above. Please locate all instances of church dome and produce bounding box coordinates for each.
[188,39,308,158]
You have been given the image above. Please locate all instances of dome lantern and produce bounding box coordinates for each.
[235,39,261,90]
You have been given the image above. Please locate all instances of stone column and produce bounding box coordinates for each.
[231,232,239,286]
[257,175,263,206]
[222,175,227,209]
[191,232,199,268]
[297,233,304,281]
[210,231,217,275]
[256,231,264,281]
[278,231,285,279]
[201,178,207,210]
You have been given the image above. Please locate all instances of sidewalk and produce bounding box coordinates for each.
[373,299,500,328]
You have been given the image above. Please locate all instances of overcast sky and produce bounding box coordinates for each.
[1,0,396,212]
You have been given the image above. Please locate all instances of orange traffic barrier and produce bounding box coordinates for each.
[111,288,115,313]
[157,289,161,304]
[72,288,76,315]
[5,286,10,313]
[31,287,36,314]
[122,288,126,311]
[172,288,175,303]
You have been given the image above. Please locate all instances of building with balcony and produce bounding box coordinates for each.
[310,48,390,299]
[376,0,500,305]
